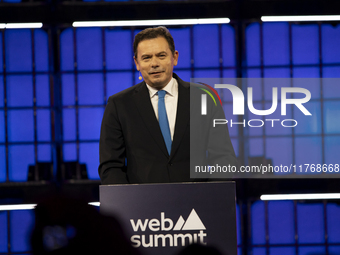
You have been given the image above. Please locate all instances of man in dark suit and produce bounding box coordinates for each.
[98,26,237,184]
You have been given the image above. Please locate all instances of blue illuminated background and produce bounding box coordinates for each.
[0,20,340,255]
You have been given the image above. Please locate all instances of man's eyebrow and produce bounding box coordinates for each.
[141,53,152,58]
[156,51,167,55]
[141,51,167,58]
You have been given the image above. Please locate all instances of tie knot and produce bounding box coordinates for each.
[158,90,166,99]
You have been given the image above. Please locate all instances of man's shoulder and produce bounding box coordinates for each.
[173,73,206,92]
[173,73,190,89]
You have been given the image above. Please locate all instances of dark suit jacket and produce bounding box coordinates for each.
[98,73,237,184]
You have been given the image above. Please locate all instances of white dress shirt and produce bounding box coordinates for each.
[146,77,178,141]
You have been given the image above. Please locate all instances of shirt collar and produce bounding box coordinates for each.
[146,77,177,98]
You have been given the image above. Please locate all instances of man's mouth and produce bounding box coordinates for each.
[149,71,164,75]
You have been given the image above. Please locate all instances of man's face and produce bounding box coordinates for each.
[134,36,179,90]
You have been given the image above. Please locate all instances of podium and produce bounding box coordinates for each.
[100,182,237,255]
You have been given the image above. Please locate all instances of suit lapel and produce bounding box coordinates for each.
[132,82,169,158]
[170,76,190,160]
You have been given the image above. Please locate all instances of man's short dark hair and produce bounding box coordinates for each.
[133,26,175,59]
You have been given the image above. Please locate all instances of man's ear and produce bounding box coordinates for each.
[173,50,179,66]
[134,56,140,71]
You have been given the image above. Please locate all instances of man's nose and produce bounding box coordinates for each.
[150,57,159,67]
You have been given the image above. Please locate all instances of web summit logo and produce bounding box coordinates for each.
[130,209,207,248]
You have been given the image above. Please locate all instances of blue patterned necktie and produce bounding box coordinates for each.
[158,90,172,155]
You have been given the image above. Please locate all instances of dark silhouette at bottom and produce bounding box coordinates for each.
[31,196,140,255]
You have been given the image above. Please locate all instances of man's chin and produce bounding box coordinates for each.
[151,83,166,90]
[148,79,168,90]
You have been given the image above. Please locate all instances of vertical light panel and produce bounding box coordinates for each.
[221,24,236,67]
[0,146,6,182]
[323,66,340,79]
[270,248,295,255]
[246,23,261,67]
[0,32,2,71]
[299,246,326,255]
[268,201,295,244]
[329,247,340,255]
[297,203,325,244]
[63,143,77,161]
[293,67,320,79]
[252,248,266,255]
[327,203,340,243]
[292,24,319,65]
[7,75,33,107]
[194,69,220,78]
[34,30,49,72]
[36,75,50,106]
[5,29,32,72]
[10,210,35,252]
[38,144,51,161]
[322,24,340,64]
[0,212,7,253]
[79,142,100,179]
[78,73,104,105]
[236,204,241,247]
[36,109,51,141]
[76,28,103,71]
[169,27,191,69]
[7,110,34,142]
[263,22,290,66]
[251,201,266,244]
[0,76,3,109]
[3,0,21,3]
[0,110,4,143]
[106,72,133,97]
[263,68,290,78]
[62,109,76,141]
[222,69,237,79]
[78,108,103,140]
[60,28,74,71]
[193,24,219,68]
[61,74,75,105]
[8,145,34,181]
[246,68,261,78]
[105,29,132,70]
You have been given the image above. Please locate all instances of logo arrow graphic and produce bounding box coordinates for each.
[182,209,206,230]
[173,215,185,231]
